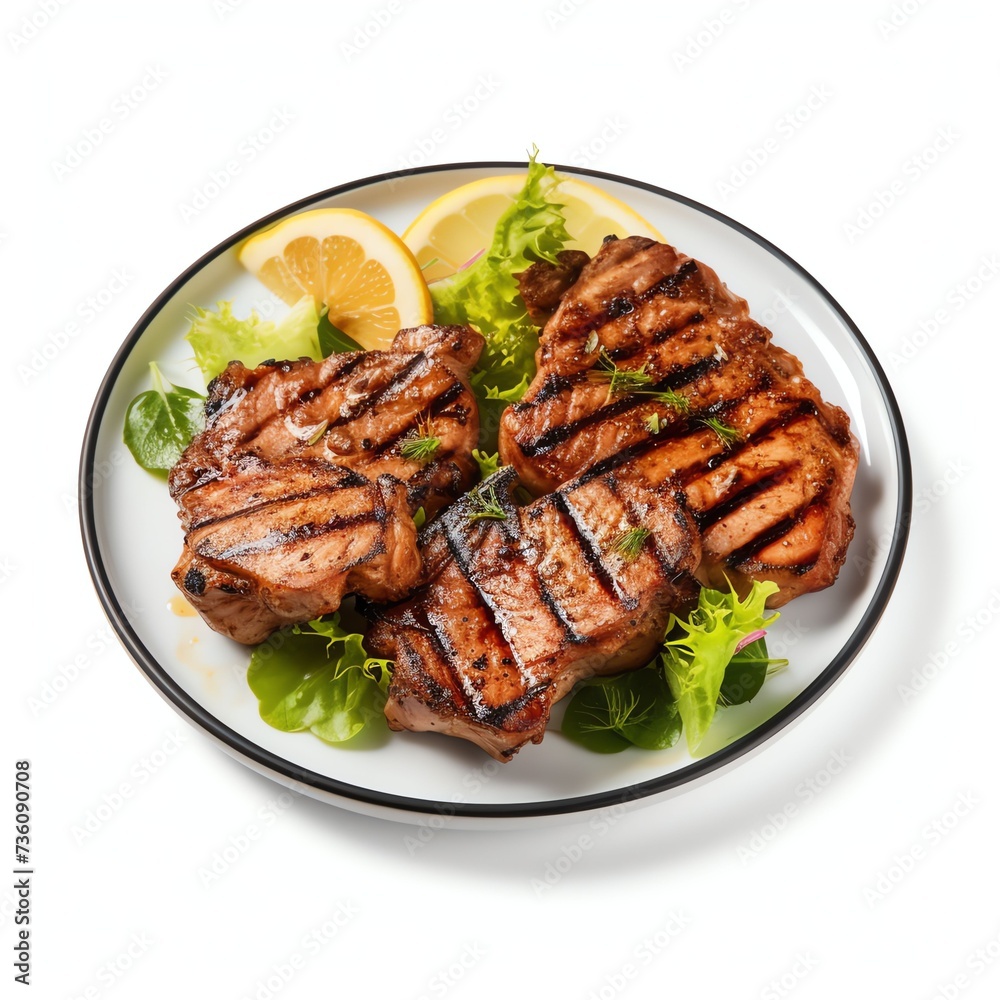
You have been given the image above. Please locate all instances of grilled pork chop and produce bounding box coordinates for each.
[168,324,484,644]
[499,237,858,605]
[172,458,420,644]
[366,467,701,760]
[170,323,484,522]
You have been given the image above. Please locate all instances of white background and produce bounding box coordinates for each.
[6,0,998,997]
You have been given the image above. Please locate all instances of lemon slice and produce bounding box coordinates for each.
[403,174,665,283]
[238,207,433,351]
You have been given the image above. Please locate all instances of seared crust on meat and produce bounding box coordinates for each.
[173,459,420,645]
[170,324,484,520]
[168,324,484,643]
[516,249,591,325]
[366,467,701,761]
[498,237,858,605]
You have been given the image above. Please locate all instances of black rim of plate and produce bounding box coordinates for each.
[79,160,912,821]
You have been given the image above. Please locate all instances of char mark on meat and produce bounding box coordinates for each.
[498,237,857,605]
[173,458,421,645]
[366,467,701,761]
[168,324,484,643]
[171,324,484,520]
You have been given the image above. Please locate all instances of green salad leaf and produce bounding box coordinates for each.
[717,637,788,707]
[476,374,532,452]
[247,615,393,744]
[661,580,781,753]
[122,362,204,474]
[317,312,364,356]
[471,448,502,480]
[563,582,787,756]
[563,667,681,754]
[185,295,322,381]
[430,149,570,447]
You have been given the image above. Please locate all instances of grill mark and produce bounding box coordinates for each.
[419,468,519,552]
[616,486,682,587]
[532,581,587,643]
[394,620,470,713]
[439,517,526,668]
[655,311,704,342]
[515,498,589,644]
[514,373,578,410]
[338,484,392,569]
[272,354,369,412]
[702,401,819,472]
[607,296,633,319]
[576,437,661,485]
[302,353,367,402]
[474,681,552,728]
[644,258,699,299]
[605,310,706,360]
[186,471,370,532]
[215,353,372,446]
[198,508,381,561]
[692,473,786,530]
[575,402,824,496]
[328,353,426,427]
[419,605,476,714]
[533,258,700,348]
[516,355,720,457]
[439,484,587,654]
[367,381,470,457]
[401,584,540,726]
[549,491,631,609]
[723,506,817,573]
[428,380,467,413]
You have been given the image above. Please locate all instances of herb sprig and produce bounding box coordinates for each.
[611,527,652,561]
[399,416,442,463]
[698,415,742,449]
[589,350,653,400]
[466,484,508,523]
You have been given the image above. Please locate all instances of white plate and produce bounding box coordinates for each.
[80,162,911,828]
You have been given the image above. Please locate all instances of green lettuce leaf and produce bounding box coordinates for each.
[476,373,531,452]
[471,448,502,480]
[660,580,781,754]
[122,362,204,474]
[246,615,392,744]
[563,667,681,754]
[430,149,570,448]
[185,295,322,382]
[717,637,788,707]
[317,312,364,356]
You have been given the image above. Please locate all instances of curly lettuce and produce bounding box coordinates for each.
[563,582,788,756]
[430,150,571,446]
[661,580,782,754]
[185,295,322,382]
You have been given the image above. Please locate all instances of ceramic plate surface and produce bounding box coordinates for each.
[80,162,910,827]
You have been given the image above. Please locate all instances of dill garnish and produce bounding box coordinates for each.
[466,484,507,522]
[400,435,441,462]
[699,415,742,449]
[400,416,441,463]
[644,389,691,434]
[612,526,652,561]
[651,388,690,413]
[589,350,653,400]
